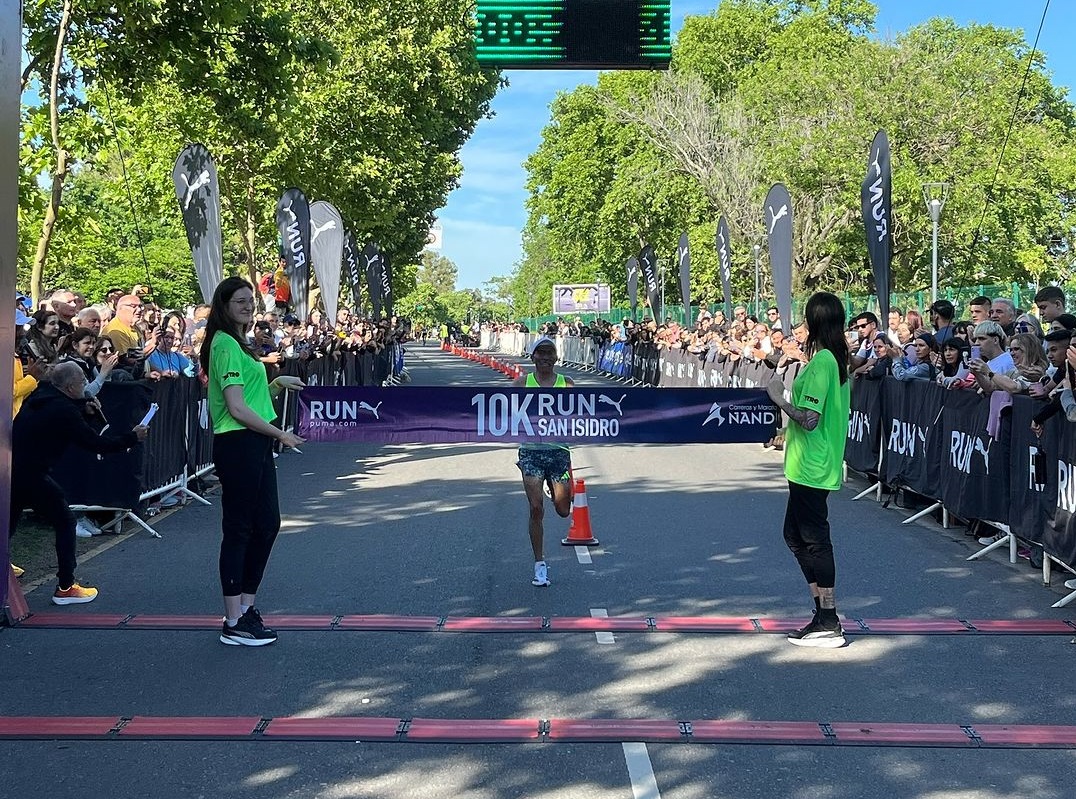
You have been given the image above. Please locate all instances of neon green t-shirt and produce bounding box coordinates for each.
[784,348,849,491]
[208,333,277,435]
[523,372,568,451]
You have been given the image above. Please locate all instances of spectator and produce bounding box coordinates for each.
[905,309,924,338]
[1050,314,1076,332]
[852,336,891,379]
[889,332,938,381]
[991,332,1047,395]
[76,306,102,335]
[886,307,903,346]
[766,306,783,331]
[1030,329,1072,399]
[1034,286,1065,326]
[91,336,129,383]
[9,361,148,605]
[103,294,160,373]
[928,300,956,346]
[848,312,880,369]
[13,303,44,418]
[104,287,125,313]
[968,296,992,324]
[21,309,61,363]
[938,337,971,387]
[952,320,974,340]
[49,289,78,337]
[273,257,291,311]
[146,327,196,378]
[55,327,99,384]
[990,297,1018,335]
[968,321,1015,394]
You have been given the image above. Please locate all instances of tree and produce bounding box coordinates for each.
[417,251,459,293]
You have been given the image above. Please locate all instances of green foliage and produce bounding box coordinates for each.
[511,0,1076,314]
[417,250,459,294]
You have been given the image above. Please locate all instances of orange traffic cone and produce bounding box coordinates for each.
[562,478,598,547]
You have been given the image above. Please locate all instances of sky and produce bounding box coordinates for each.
[435,0,1074,292]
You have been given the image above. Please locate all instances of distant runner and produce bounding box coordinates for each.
[512,337,574,587]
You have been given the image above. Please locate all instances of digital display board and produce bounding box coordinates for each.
[474,0,671,70]
[553,284,612,314]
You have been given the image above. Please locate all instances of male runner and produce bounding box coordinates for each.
[512,337,574,586]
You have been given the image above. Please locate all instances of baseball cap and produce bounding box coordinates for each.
[529,336,557,355]
[15,308,32,326]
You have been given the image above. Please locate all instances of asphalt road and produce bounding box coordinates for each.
[3,342,1076,798]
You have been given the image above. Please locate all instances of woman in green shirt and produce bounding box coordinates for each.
[200,277,305,647]
[766,292,851,649]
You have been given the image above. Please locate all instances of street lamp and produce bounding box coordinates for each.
[752,242,762,317]
[922,182,951,303]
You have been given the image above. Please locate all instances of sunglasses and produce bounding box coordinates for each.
[97,347,114,353]
[853,323,871,330]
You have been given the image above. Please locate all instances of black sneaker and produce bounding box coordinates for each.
[787,616,846,648]
[219,607,278,647]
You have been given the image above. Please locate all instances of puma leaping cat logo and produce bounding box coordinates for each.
[359,401,382,420]
[869,147,883,178]
[180,170,210,210]
[598,394,626,416]
[768,204,788,234]
[311,219,337,242]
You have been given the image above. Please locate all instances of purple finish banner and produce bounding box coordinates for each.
[297,386,778,444]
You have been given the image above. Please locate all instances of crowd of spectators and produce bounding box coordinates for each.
[11,280,409,542]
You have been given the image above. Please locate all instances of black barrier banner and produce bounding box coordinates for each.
[937,389,1010,523]
[142,378,188,491]
[882,378,944,497]
[845,378,882,474]
[298,386,778,444]
[51,382,152,510]
[1008,396,1048,544]
[1043,411,1076,567]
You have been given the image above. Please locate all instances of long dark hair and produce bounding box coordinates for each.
[941,337,969,378]
[200,277,257,380]
[804,292,849,385]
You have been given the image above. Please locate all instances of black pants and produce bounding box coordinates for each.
[782,481,835,589]
[9,474,78,587]
[214,429,281,597]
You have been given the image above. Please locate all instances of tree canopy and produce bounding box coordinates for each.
[507,0,1076,314]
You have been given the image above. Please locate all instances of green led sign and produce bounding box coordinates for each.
[474,0,671,70]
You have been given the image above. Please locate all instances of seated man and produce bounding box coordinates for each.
[10,362,148,604]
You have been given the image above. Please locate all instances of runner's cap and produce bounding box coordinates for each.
[529,336,557,355]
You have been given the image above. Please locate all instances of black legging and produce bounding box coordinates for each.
[213,429,281,596]
[782,480,835,589]
[9,474,78,587]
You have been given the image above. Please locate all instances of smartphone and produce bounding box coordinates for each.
[970,345,981,361]
[904,345,918,366]
[962,351,972,367]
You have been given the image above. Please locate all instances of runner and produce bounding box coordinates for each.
[766,292,851,648]
[512,337,574,587]
[201,277,306,646]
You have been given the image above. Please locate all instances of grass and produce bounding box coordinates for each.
[8,514,122,585]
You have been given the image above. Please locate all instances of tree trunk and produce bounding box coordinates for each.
[31,0,74,306]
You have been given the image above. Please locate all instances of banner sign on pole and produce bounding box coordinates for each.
[309,200,344,324]
[552,284,611,314]
[716,216,733,314]
[343,230,363,312]
[677,232,691,327]
[172,144,222,304]
[625,257,639,320]
[363,242,383,320]
[862,129,892,323]
[275,188,312,321]
[639,244,660,321]
[765,183,793,328]
[297,386,778,445]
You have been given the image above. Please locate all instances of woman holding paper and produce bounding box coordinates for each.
[200,277,305,647]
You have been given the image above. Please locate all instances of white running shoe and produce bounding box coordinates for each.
[532,561,550,587]
[75,519,96,538]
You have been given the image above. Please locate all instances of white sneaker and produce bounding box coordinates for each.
[75,519,95,538]
[978,534,1001,546]
[532,561,550,587]
[1064,578,1076,591]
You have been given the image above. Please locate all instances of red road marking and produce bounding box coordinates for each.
[262,717,402,740]
[118,717,262,738]
[10,613,1076,635]
[406,718,541,742]
[3,716,1076,747]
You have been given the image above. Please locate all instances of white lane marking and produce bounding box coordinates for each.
[575,545,592,564]
[622,742,661,799]
[590,608,615,645]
